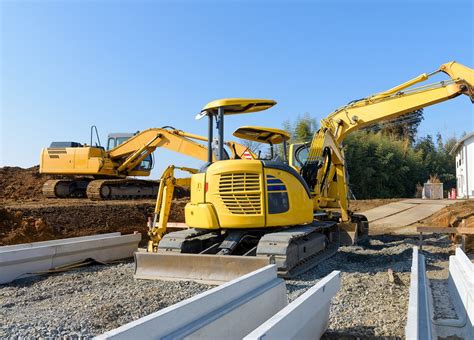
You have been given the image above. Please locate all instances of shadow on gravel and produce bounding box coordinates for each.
[291,234,453,281]
[322,326,402,340]
[335,248,414,273]
[360,234,418,251]
[0,263,110,288]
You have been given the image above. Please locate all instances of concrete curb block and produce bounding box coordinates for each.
[405,246,434,339]
[96,265,287,340]
[406,246,474,339]
[442,247,473,338]
[244,270,341,340]
[0,232,141,284]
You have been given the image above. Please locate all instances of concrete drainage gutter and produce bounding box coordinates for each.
[406,246,473,339]
[0,232,141,284]
[406,246,433,339]
[244,271,341,340]
[96,267,341,340]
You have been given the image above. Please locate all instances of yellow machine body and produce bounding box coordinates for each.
[39,146,144,177]
[185,160,313,230]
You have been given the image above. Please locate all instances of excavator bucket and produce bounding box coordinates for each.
[134,252,271,285]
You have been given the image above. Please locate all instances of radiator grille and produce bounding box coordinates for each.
[218,173,261,215]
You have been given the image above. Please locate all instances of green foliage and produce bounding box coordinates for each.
[413,133,457,190]
[282,113,318,143]
[345,132,458,199]
[281,113,457,199]
[363,109,424,146]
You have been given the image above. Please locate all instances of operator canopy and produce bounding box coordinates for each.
[233,126,290,145]
[196,98,276,119]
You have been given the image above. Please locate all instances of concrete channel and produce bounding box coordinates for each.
[0,232,141,284]
[96,266,341,340]
[406,246,473,339]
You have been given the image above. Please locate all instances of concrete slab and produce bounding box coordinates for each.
[361,198,456,233]
[362,202,417,222]
[371,203,448,230]
[399,199,458,205]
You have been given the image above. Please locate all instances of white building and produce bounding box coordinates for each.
[453,132,474,198]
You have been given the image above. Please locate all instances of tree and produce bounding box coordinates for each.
[344,132,425,198]
[283,113,318,143]
[361,109,424,148]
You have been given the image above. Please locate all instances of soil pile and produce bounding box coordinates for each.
[422,200,474,251]
[423,200,474,228]
[0,199,187,246]
[0,166,190,246]
[0,166,57,201]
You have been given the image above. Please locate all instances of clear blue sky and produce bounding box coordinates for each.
[1,0,473,178]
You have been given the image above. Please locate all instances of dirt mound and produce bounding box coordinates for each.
[0,166,191,246]
[422,200,474,251]
[0,166,57,201]
[0,199,188,246]
[423,200,474,228]
[0,165,190,202]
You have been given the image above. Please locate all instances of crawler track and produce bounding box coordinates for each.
[42,179,90,198]
[86,179,160,200]
[154,221,339,279]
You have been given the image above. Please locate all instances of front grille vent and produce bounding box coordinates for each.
[218,173,261,215]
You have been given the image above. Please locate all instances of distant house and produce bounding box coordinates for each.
[452,132,474,198]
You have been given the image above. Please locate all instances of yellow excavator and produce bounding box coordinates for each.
[40,126,255,200]
[135,61,473,283]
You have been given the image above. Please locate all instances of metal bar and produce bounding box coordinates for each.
[208,114,213,163]
[416,226,474,234]
[217,107,224,160]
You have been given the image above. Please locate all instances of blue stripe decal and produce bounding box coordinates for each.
[267,185,287,191]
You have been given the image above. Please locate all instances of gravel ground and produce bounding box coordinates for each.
[0,234,456,339]
[287,234,456,339]
[0,262,210,338]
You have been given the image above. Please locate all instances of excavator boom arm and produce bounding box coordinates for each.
[108,127,255,175]
[304,61,473,222]
[320,61,473,143]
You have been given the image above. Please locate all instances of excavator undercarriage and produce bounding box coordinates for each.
[135,221,340,283]
[42,178,160,199]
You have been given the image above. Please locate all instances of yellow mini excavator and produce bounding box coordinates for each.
[135,61,473,283]
[40,126,255,200]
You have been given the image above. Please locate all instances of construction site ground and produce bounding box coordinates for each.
[1,166,473,338]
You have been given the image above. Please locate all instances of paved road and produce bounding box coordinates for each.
[362,199,457,234]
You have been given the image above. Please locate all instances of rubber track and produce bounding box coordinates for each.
[158,223,339,279]
[42,179,63,198]
[86,179,159,200]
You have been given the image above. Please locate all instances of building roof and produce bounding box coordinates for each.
[451,131,474,154]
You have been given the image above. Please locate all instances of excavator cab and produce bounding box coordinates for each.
[106,133,154,172]
[232,126,290,162]
[106,133,134,150]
